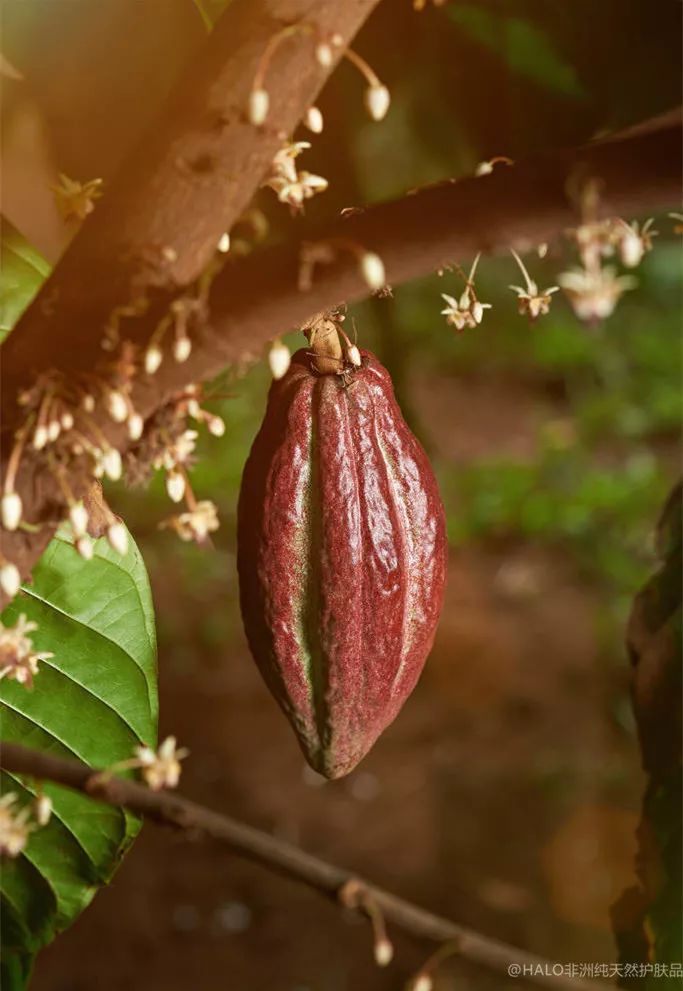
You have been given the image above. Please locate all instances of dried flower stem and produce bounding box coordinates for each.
[252,22,314,92]
[342,47,382,88]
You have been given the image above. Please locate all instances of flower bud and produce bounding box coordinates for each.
[2,492,22,531]
[217,232,231,253]
[166,470,186,503]
[145,345,163,375]
[33,425,48,451]
[374,938,393,967]
[173,336,192,363]
[268,340,291,380]
[128,413,144,441]
[76,535,94,560]
[248,88,269,125]
[347,344,362,368]
[207,415,226,437]
[47,419,61,442]
[0,562,21,598]
[107,390,128,423]
[315,42,333,67]
[360,252,386,290]
[304,106,324,134]
[61,410,74,431]
[107,522,129,556]
[365,84,390,121]
[69,501,89,538]
[102,448,122,481]
[34,794,53,826]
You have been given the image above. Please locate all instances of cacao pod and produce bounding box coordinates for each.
[237,348,447,778]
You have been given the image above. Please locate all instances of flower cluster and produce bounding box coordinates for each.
[262,141,328,212]
[0,614,54,687]
[560,185,651,322]
[134,384,223,545]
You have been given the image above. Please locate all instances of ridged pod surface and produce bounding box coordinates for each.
[237,348,447,778]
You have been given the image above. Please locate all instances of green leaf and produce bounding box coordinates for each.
[0,530,157,988]
[448,5,584,98]
[0,219,51,342]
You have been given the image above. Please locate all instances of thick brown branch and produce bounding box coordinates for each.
[1,741,604,991]
[1,0,380,409]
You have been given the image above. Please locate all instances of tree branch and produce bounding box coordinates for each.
[1,0,381,401]
[0,0,380,598]
[1,741,605,991]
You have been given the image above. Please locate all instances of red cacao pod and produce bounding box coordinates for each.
[237,348,447,778]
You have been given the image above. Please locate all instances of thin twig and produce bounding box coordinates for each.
[1,742,605,991]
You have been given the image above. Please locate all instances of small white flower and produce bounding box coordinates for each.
[52,173,103,222]
[135,736,189,791]
[360,252,386,290]
[166,470,186,503]
[107,522,129,556]
[81,394,96,413]
[161,500,219,543]
[0,794,34,857]
[440,253,491,331]
[365,84,390,121]
[508,248,559,320]
[559,266,636,322]
[0,614,54,687]
[0,562,21,599]
[2,492,22,531]
[69,501,89,538]
[268,339,291,380]
[615,218,657,268]
[156,430,198,471]
[47,419,61,443]
[304,106,324,134]
[409,976,433,991]
[247,87,269,125]
[144,345,163,375]
[217,232,231,253]
[60,410,74,431]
